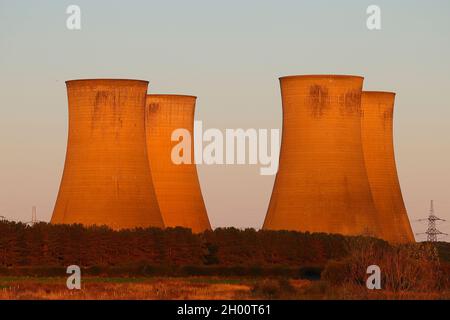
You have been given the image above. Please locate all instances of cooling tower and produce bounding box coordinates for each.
[361,91,414,243]
[263,75,382,237]
[145,94,211,233]
[51,79,164,230]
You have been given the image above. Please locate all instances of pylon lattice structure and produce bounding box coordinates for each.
[51,79,164,230]
[417,200,447,242]
[25,206,40,226]
[145,94,211,233]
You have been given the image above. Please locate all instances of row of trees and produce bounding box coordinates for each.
[0,221,448,268]
[0,221,356,267]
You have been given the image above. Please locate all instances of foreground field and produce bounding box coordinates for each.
[0,277,252,300]
[1,277,449,300]
[1,223,449,299]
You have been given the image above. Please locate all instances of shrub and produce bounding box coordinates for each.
[322,260,352,285]
[322,242,445,292]
[251,278,295,299]
[298,266,323,280]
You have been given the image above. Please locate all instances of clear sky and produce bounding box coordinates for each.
[0,0,449,241]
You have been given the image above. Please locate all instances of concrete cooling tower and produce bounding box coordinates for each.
[51,79,164,230]
[263,75,382,237]
[145,94,211,233]
[361,91,414,243]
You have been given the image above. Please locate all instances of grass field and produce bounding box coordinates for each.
[0,276,253,300]
[1,276,449,300]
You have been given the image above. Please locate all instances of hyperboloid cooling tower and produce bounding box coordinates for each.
[52,79,164,230]
[263,75,382,237]
[361,91,414,243]
[145,94,211,233]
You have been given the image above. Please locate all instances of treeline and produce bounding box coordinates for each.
[0,221,449,269]
[0,221,370,267]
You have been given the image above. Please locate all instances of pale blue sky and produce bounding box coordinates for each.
[0,0,449,240]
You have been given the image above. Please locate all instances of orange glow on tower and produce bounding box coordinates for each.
[51,79,164,230]
[145,94,211,233]
[361,91,414,243]
[264,75,382,237]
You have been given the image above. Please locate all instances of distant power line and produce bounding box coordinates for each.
[25,206,43,226]
[416,200,448,242]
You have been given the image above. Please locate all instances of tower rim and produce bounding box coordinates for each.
[147,94,197,99]
[363,91,396,96]
[279,74,364,81]
[65,79,149,85]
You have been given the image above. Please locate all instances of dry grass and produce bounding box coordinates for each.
[1,276,449,300]
[0,277,252,300]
